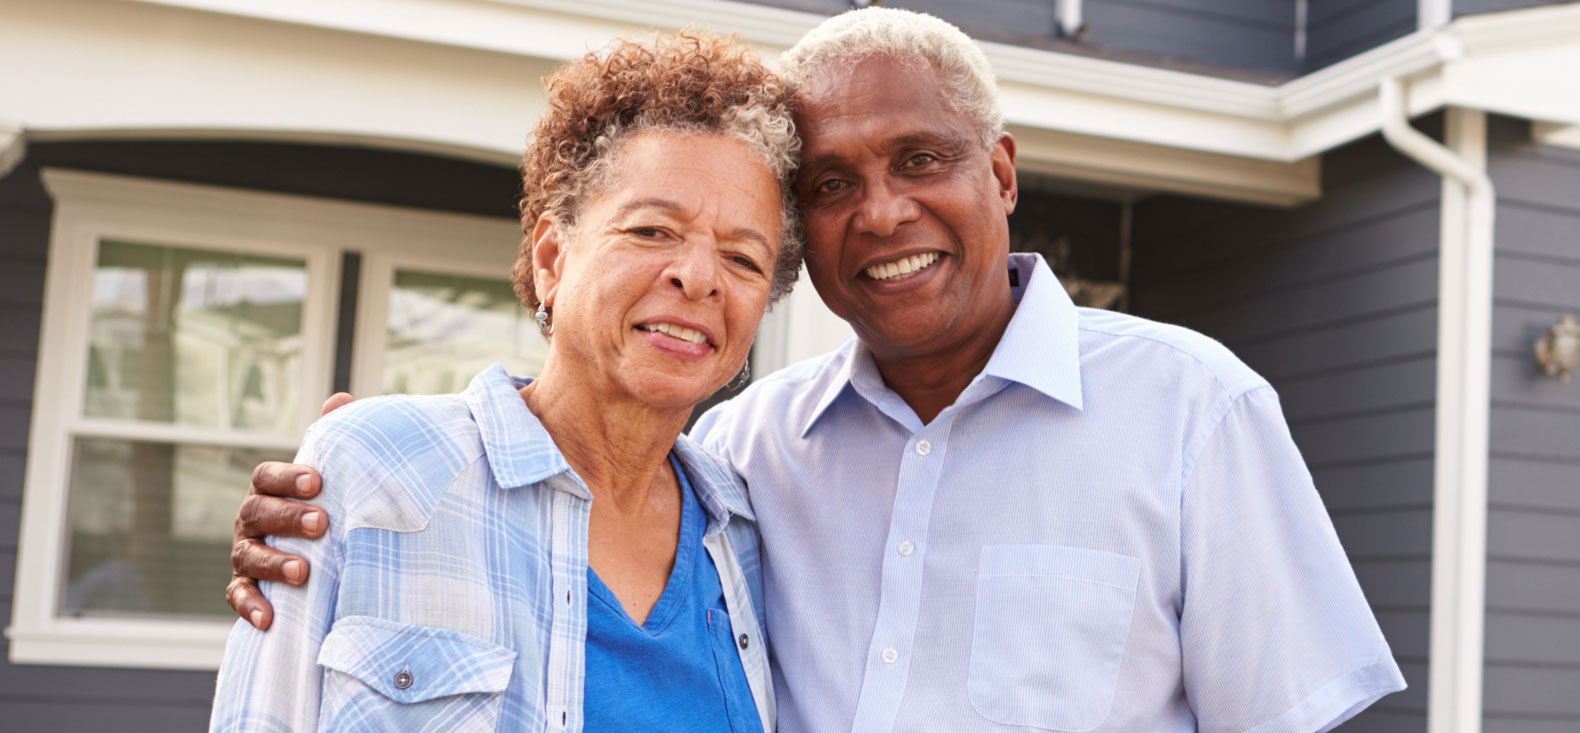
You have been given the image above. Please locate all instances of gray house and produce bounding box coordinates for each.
[2,0,1578,730]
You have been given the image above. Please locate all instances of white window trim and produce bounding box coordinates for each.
[351,244,531,399]
[7,169,519,670]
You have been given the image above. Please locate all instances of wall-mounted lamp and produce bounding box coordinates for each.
[1534,312,1580,383]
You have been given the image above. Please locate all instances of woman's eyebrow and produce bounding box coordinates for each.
[613,197,686,218]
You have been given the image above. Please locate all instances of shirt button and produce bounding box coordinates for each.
[882,647,899,664]
[738,633,750,650]
[915,439,931,456]
[393,670,413,690]
[898,540,915,557]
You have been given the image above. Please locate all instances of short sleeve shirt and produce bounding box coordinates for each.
[692,252,1405,732]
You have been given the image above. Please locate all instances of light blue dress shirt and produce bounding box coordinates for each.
[693,252,1406,733]
[211,365,775,732]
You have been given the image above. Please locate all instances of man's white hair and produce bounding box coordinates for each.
[777,7,1004,149]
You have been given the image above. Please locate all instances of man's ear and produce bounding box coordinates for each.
[531,215,569,308]
[992,133,1018,215]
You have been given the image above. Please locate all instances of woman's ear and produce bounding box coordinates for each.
[531,215,569,308]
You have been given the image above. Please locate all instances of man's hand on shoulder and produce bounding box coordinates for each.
[226,392,353,630]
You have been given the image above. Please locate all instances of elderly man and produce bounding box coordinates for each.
[229,8,1405,731]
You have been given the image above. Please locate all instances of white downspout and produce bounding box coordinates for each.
[1378,77,1493,733]
[1420,0,1452,30]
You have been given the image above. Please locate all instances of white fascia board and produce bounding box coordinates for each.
[9,0,1575,201]
[1533,121,1580,150]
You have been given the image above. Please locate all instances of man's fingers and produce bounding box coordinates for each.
[226,575,274,630]
[231,536,311,586]
[250,461,321,499]
[321,392,354,417]
[236,493,326,540]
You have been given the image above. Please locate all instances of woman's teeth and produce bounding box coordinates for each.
[865,252,940,281]
[639,323,708,344]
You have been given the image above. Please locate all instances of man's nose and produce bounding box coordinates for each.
[668,241,721,300]
[852,179,919,237]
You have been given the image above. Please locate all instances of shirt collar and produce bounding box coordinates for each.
[799,252,1084,437]
[462,364,754,526]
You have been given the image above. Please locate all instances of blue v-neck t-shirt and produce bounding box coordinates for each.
[582,455,764,732]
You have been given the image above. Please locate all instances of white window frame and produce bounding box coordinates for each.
[8,169,519,670]
[351,242,534,399]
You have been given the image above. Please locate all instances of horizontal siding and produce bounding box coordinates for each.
[0,700,211,731]
[1481,115,1580,730]
[1486,559,1580,615]
[1455,0,1575,18]
[1081,0,1296,74]
[1131,129,1437,731]
[1314,458,1435,511]
[1484,666,1580,718]
[1304,0,1415,72]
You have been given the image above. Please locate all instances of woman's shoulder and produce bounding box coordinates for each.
[300,393,486,532]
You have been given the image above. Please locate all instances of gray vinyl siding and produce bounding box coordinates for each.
[0,141,517,729]
[1455,0,1575,17]
[1303,0,1416,72]
[751,0,1304,75]
[1066,0,1298,74]
[1481,115,1580,730]
[1130,125,1443,731]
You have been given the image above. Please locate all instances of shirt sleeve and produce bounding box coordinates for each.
[1179,386,1406,733]
[210,427,345,732]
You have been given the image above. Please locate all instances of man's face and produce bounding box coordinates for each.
[793,56,1018,364]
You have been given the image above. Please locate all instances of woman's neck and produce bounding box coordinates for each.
[519,362,689,514]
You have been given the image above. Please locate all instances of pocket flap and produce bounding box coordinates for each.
[318,616,516,704]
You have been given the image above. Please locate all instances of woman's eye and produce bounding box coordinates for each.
[731,254,764,274]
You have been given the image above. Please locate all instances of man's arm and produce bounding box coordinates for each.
[226,392,352,629]
[1179,386,1405,730]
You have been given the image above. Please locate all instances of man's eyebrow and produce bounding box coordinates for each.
[799,132,971,175]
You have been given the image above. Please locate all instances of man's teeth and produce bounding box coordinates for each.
[639,323,708,344]
[865,252,940,281]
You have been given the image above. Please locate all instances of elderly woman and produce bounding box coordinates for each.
[211,31,797,732]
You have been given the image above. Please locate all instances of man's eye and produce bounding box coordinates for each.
[814,178,848,195]
[630,226,667,239]
[901,153,937,169]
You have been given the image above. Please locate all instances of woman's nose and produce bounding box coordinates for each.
[668,243,721,300]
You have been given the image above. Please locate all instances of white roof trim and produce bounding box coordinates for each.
[5,0,1577,205]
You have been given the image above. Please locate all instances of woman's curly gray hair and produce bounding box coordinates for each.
[512,31,802,309]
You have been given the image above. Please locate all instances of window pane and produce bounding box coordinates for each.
[384,269,547,394]
[61,436,293,619]
[84,240,307,433]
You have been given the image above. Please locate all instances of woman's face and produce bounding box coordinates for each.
[537,131,782,412]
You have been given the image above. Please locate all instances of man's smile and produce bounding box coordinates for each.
[863,251,941,282]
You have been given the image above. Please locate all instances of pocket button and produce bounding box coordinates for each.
[394,670,413,690]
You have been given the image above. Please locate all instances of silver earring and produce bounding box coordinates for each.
[534,303,553,335]
[726,360,750,391]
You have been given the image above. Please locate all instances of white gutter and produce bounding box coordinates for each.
[1379,77,1492,733]
[1421,0,1453,30]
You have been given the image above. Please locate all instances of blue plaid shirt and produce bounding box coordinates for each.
[211,365,774,732]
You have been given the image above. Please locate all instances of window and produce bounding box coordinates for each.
[10,170,532,669]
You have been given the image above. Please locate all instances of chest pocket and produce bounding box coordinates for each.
[318,616,517,732]
[967,545,1140,732]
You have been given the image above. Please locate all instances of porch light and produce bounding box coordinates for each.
[1534,312,1580,382]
